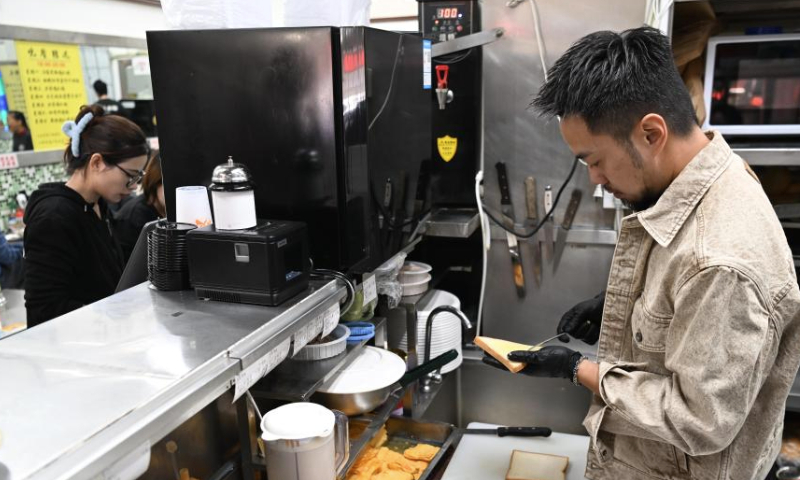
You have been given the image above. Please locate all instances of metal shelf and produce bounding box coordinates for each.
[252,318,386,402]
[424,208,480,238]
[734,148,800,167]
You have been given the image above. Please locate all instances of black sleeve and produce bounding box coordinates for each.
[24,215,84,327]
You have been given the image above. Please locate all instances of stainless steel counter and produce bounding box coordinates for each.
[0,280,344,480]
[0,289,26,336]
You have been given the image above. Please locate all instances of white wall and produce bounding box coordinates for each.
[0,0,168,39]
[0,0,421,39]
[370,0,418,32]
[370,0,417,19]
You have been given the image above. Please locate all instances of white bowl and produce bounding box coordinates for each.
[399,261,433,284]
[401,273,431,296]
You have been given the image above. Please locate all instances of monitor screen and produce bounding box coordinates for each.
[709,38,800,127]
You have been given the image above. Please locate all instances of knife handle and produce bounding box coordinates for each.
[561,189,583,230]
[495,162,511,205]
[544,186,553,216]
[497,427,553,437]
[525,177,537,221]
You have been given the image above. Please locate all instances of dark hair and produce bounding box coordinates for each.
[64,105,148,175]
[142,152,162,205]
[532,26,697,143]
[93,79,108,96]
[8,111,28,130]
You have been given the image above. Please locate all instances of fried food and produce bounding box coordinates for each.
[346,442,440,480]
[370,426,389,448]
[403,443,440,462]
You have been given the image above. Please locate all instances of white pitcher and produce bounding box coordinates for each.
[260,402,349,480]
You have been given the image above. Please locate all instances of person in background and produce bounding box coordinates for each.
[0,231,23,289]
[7,111,33,152]
[23,104,150,327]
[114,152,165,263]
[93,80,128,118]
[0,118,13,153]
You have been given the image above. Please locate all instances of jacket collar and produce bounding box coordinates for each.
[637,131,734,247]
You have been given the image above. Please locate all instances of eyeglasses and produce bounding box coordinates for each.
[111,148,153,188]
[112,163,146,188]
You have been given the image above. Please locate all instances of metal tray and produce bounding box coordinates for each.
[344,415,460,480]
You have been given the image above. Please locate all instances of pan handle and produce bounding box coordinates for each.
[398,349,458,388]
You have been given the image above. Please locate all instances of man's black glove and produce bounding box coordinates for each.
[557,291,605,345]
[482,346,583,379]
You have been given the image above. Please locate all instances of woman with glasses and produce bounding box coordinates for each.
[23,105,150,327]
[114,152,165,263]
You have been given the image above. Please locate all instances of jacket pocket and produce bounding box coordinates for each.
[631,296,671,353]
[686,449,725,480]
[612,435,685,479]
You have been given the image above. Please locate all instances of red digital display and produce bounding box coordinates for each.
[436,7,459,19]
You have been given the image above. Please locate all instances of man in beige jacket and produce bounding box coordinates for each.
[485,26,800,479]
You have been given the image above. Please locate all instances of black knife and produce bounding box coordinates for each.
[462,427,552,437]
[495,162,526,298]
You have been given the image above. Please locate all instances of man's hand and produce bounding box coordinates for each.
[557,291,605,344]
[482,346,584,379]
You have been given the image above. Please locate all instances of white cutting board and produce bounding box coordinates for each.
[441,422,590,480]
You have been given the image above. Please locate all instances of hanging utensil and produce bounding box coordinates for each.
[524,176,542,288]
[543,185,555,260]
[553,189,582,274]
[495,162,525,298]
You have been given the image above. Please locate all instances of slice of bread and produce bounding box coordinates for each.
[506,450,569,480]
[474,336,537,373]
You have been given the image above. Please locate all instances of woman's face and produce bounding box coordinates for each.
[7,116,21,132]
[93,154,149,204]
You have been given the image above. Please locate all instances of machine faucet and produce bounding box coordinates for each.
[421,305,472,392]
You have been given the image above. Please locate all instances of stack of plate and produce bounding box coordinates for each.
[390,290,463,374]
[147,220,195,291]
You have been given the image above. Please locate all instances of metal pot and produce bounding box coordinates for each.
[313,349,458,416]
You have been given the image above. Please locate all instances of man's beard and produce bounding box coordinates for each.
[623,187,663,212]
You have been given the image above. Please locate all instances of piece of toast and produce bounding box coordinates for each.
[474,336,537,373]
[505,449,569,480]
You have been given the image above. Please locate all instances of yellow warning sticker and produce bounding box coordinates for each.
[437,135,458,162]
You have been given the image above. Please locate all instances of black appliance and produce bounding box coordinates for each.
[187,220,309,306]
[147,27,431,273]
[418,0,482,207]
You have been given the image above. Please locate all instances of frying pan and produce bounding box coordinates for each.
[313,348,458,416]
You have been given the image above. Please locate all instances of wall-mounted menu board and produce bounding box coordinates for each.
[16,40,88,151]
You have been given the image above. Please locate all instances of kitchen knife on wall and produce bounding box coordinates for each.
[552,189,582,274]
[496,162,526,298]
[463,426,553,437]
[543,185,555,260]
[524,176,542,288]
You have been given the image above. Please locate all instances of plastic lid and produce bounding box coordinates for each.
[316,346,406,394]
[260,402,335,441]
